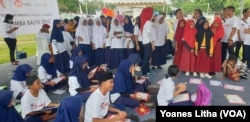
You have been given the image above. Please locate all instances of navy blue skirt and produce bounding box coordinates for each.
[54,51,70,73]
[152,46,166,66]
[78,44,93,66]
[94,48,105,66]
[110,49,124,69]
[124,48,134,59]
[105,46,111,68]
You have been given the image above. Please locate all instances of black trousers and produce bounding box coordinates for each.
[4,38,17,62]
[244,45,250,69]
[221,42,235,64]
[235,41,246,62]
[135,41,144,66]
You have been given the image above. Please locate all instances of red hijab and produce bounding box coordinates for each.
[182,19,197,48]
[210,17,224,46]
[140,7,153,33]
[174,18,186,42]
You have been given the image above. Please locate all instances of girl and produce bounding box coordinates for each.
[2,14,19,65]
[92,18,106,66]
[68,56,95,99]
[69,47,83,69]
[110,17,125,69]
[35,24,50,65]
[64,19,76,38]
[195,21,214,78]
[173,10,185,67]
[151,15,169,69]
[54,95,84,122]
[123,15,135,59]
[38,53,66,91]
[110,60,149,110]
[75,17,92,66]
[222,54,248,81]
[10,64,32,99]
[104,16,112,68]
[179,20,197,76]
[210,17,225,73]
[133,16,143,63]
[50,19,70,73]
[0,90,24,122]
[157,65,192,106]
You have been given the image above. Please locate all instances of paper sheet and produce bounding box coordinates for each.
[191,93,197,102]
[136,92,149,101]
[189,78,202,85]
[224,94,246,105]
[136,79,145,84]
[224,84,244,91]
[0,85,7,90]
[51,77,63,84]
[209,80,223,87]
[172,93,190,103]
[53,89,66,94]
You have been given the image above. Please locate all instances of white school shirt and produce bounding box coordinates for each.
[76,25,91,45]
[51,39,66,54]
[10,79,28,99]
[37,66,61,83]
[222,15,239,43]
[124,31,134,49]
[62,31,74,55]
[155,20,169,46]
[35,32,50,65]
[110,25,124,49]
[142,21,154,44]
[238,18,248,41]
[105,31,112,47]
[133,25,142,42]
[68,76,81,96]
[84,88,110,122]
[92,25,106,49]
[244,19,250,45]
[157,77,175,106]
[21,89,51,118]
[2,22,16,39]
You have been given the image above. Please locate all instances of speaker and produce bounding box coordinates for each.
[16,51,27,59]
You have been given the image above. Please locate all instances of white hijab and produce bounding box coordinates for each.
[75,17,89,42]
[110,17,124,37]
[92,18,106,48]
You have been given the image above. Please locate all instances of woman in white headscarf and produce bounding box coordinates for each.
[75,17,93,66]
[151,15,169,69]
[92,18,106,66]
[110,17,125,69]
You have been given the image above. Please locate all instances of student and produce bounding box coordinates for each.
[51,19,70,73]
[92,18,107,66]
[179,20,197,76]
[152,14,169,69]
[195,21,214,78]
[35,24,51,65]
[193,9,206,32]
[68,56,95,97]
[65,19,76,38]
[244,10,250,71]
[75,17,92,66]
[127,53,142,66]
[104,16,112,68]
[110,60,149,110]
[84,72,127,122]
[69,47,83,69]
[38,53,66,91]
[54,95,84,122]
[2,14,19,65]
[133,16,144,63]
[62,27,74,56]
[10,64,32,99]
[21,75,59,122]
[123,15,135,59]
[222,54,248,81]
[0,90,25,122]
[157,65,192,106]
[173,9,185,67]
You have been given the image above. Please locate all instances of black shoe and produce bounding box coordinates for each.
[128,114,140,122]
[151,66,155,70]
[240,75,248,79]
[157,66,162,69]
[209,72,216,76]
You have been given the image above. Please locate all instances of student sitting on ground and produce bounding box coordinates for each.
[38,53,66,91]
[84,72,127,122]
[21,75,59,122]
[157,65,193,106]
[222,54,248,81]
[0,90,25,122]
[54,95,84,122]
[69,47,82,69]
[10,64,32,100]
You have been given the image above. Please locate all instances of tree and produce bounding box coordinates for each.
[58,0,80,13]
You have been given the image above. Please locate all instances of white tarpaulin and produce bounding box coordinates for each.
[0,0,59,37]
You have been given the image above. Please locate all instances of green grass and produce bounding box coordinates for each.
[0,34,36,64]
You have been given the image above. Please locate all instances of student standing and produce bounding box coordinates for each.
[104,16,112,68]
[123,15,135,59]
[84,72,127,122]
[179,20,197,76]
[244,13,250,71]
[10,64,32,99]
[134,16,144,63]
[21,75,59,122]
[0,90,25,122]
[50,19,70,73]
[2,14,19,65]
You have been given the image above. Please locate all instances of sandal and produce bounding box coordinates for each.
[12,61,19,65]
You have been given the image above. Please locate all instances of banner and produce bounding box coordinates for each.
[0,0,60,37]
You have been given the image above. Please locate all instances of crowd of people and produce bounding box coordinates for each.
[1,5,250,122]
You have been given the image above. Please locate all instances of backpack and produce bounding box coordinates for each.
[194,82,212,106]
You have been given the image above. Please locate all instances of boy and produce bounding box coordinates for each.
[21,75,59,122]
[84,72,127,122]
